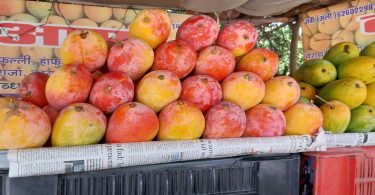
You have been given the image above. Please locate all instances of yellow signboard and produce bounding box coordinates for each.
[301,0,375,60]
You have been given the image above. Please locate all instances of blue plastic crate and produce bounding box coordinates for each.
[0,154,299,195]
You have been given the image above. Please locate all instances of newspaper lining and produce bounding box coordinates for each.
[326,132,375,148]
[8,131,375,178]
[8,134,324,177]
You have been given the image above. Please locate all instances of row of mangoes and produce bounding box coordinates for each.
[296,41,375,133]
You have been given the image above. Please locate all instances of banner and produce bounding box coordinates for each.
[301,0,375,60]
[0,0,191,96]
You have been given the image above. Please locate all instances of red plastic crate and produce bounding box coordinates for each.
[301,147,375,195]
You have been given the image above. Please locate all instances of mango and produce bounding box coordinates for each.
[338,56,375,84]
[52,103,107,147]
[347,105,375,133]
[262,76,300,111]
[320,100,351,133]
[323,42,359,67]
[296,59,337,87]
[284,102,323,135]
[317,78,367,109]
[299,82,316,100]
[364,83,375,107]
[360,41,375,58]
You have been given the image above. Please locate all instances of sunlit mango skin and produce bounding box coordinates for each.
[237,48,279,81]
[284,103,323,135]
[45,64,93,110]
[136,70,181,113]
[176,15,218,51]
[106,102,159,143]
[320,100,351,134]
[157,101,205,140]
[129,9,171,49]
[338,56,375,84]
[180,75,222,112]
[203,101,246,139]
[51,103,107,147]
[217,21,258,57]
[262,76,300,111]
[0,97,51,149]
[107,38,154,81]
[221,71,265,110]
[61,30,108,72]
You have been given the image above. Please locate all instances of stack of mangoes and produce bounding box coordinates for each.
[295,41,375,133]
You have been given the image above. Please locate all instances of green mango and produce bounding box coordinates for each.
[347,105,375,133]
[297,59,337,87]
[323,42,359,67]
[338,56,375,84]
[317,78,367,109]
[360,41,375,58]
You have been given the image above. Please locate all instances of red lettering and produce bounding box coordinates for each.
[38,25,66,46]
[0,23,36,45]
[0,22,129,47]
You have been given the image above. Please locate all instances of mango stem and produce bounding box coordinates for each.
[315,95,335,109]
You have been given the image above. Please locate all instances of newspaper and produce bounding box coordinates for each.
[326,132,375,148]
[8,134,325,177]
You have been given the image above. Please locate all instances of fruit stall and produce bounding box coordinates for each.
[0,0,374,194]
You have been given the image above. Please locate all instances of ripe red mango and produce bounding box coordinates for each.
[237,48,279,81]
[203,101,246,139]
[107,38,154,81]
[90,71,134,114]
[180,75,222,112]
[19,72,49,108]
[195,46,235,81]
[106,102,159,143]
[176,15,218,51]
[152,40,197,79]
[217,21,258,57]
[45,64,93,110]
[243,104,286,137]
